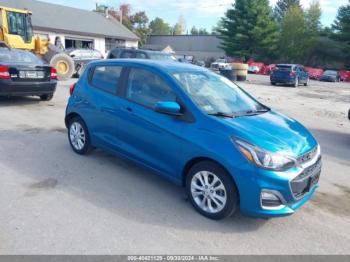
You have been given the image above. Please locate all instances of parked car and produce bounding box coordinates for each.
[0,47,57,100]
[65,48,104,77]
[319,70,341,82]
[65,60,321,220]
[248,65,260,74]
[210,59,231,71]
[107,48,177,62]
[194,60,206,67]
[270,64,309,87]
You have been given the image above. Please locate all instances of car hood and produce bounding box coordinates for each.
[218,110,317,157]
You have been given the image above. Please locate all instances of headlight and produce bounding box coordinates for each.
[235,139,296,171]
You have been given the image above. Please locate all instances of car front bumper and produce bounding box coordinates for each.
[227,149,321,218]
[0,80,57,96]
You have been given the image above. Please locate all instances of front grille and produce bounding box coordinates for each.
[297,146,318,165]
[290,157,322,198]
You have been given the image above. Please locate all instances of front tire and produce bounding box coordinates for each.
[68,117,92,155]
[186,161,239,220]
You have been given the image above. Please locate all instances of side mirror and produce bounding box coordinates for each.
[155,101,182,116]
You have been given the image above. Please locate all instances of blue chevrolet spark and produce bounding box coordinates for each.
[65,60,321,220]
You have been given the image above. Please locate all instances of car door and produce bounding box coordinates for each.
[114,67,186,179]
[81,65,125,149]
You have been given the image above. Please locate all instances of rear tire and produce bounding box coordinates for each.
[186,161,239,220]
[271,82,276,86]
[40,94,53,101]
[68,117,93,155]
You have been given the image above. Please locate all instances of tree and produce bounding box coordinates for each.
[130,11,151,46]
[173,15,186,35]
[304,0,322,63]
[278,5,308,63]
[211,20,224,35]
[149,17,170,35]
[332,0,350,65]
[173,23,183,35]
[190,26,199,35]
[198,28,209,35]
[219,0,279,62]
[274,0,301,22]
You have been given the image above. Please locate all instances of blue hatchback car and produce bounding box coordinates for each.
[270,64,310,87]
[65,60,321,220]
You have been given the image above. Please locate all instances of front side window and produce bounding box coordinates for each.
[91,66,122,94]
[172,71,266,116]
[126,68,176,108]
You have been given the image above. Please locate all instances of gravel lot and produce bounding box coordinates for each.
[0,74,349,255]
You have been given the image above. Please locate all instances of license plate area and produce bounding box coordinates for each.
[19,71,45,79]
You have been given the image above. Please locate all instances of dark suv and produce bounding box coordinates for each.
[107,48,176,62]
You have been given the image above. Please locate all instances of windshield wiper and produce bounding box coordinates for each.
[243,108,270,116]
[208,112,237,118]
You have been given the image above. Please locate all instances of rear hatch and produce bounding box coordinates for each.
[272,65,293,78]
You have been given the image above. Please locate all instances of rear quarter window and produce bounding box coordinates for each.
[90,65,122,94]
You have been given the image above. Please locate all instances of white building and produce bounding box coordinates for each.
[2,0,139,55]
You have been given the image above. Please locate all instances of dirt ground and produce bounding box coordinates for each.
[0,74,349,255]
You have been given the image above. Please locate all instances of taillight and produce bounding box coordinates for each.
[69,83,76,96]
[50,67,58,80]
[0,65,10,79]
[289,71,296,77]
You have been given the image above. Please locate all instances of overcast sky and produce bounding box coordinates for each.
[41,0,348,32]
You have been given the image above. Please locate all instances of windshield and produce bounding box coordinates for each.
[0,50,43,64]
[148,53,176,61]
[172,71,267,116]
[323,70,337,76]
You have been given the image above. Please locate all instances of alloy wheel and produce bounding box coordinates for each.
[69,122,86,151]
[191,171,227,214]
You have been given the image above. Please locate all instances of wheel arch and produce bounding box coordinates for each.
[181,157,239,190]
[65,112,81,128]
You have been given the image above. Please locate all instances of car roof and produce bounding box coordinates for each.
[276,64,299,67]
[88,59,207,73]
[111,48,172,55]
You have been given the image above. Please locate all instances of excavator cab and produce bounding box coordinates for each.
[0,6,75,80]
[0,7,35,50]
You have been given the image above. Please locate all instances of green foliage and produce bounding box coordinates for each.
[130,11,151,46]
[149,17,170,35]
[219,0,279,62]
[274,0,301,22]
[332,0,350,65]
[198,28,209,35]
[278,5,307,63]
[190,26,199,35]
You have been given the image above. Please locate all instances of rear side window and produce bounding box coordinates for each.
[91,66,122,94]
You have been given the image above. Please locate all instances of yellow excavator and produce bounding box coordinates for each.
[0,5,74,80]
